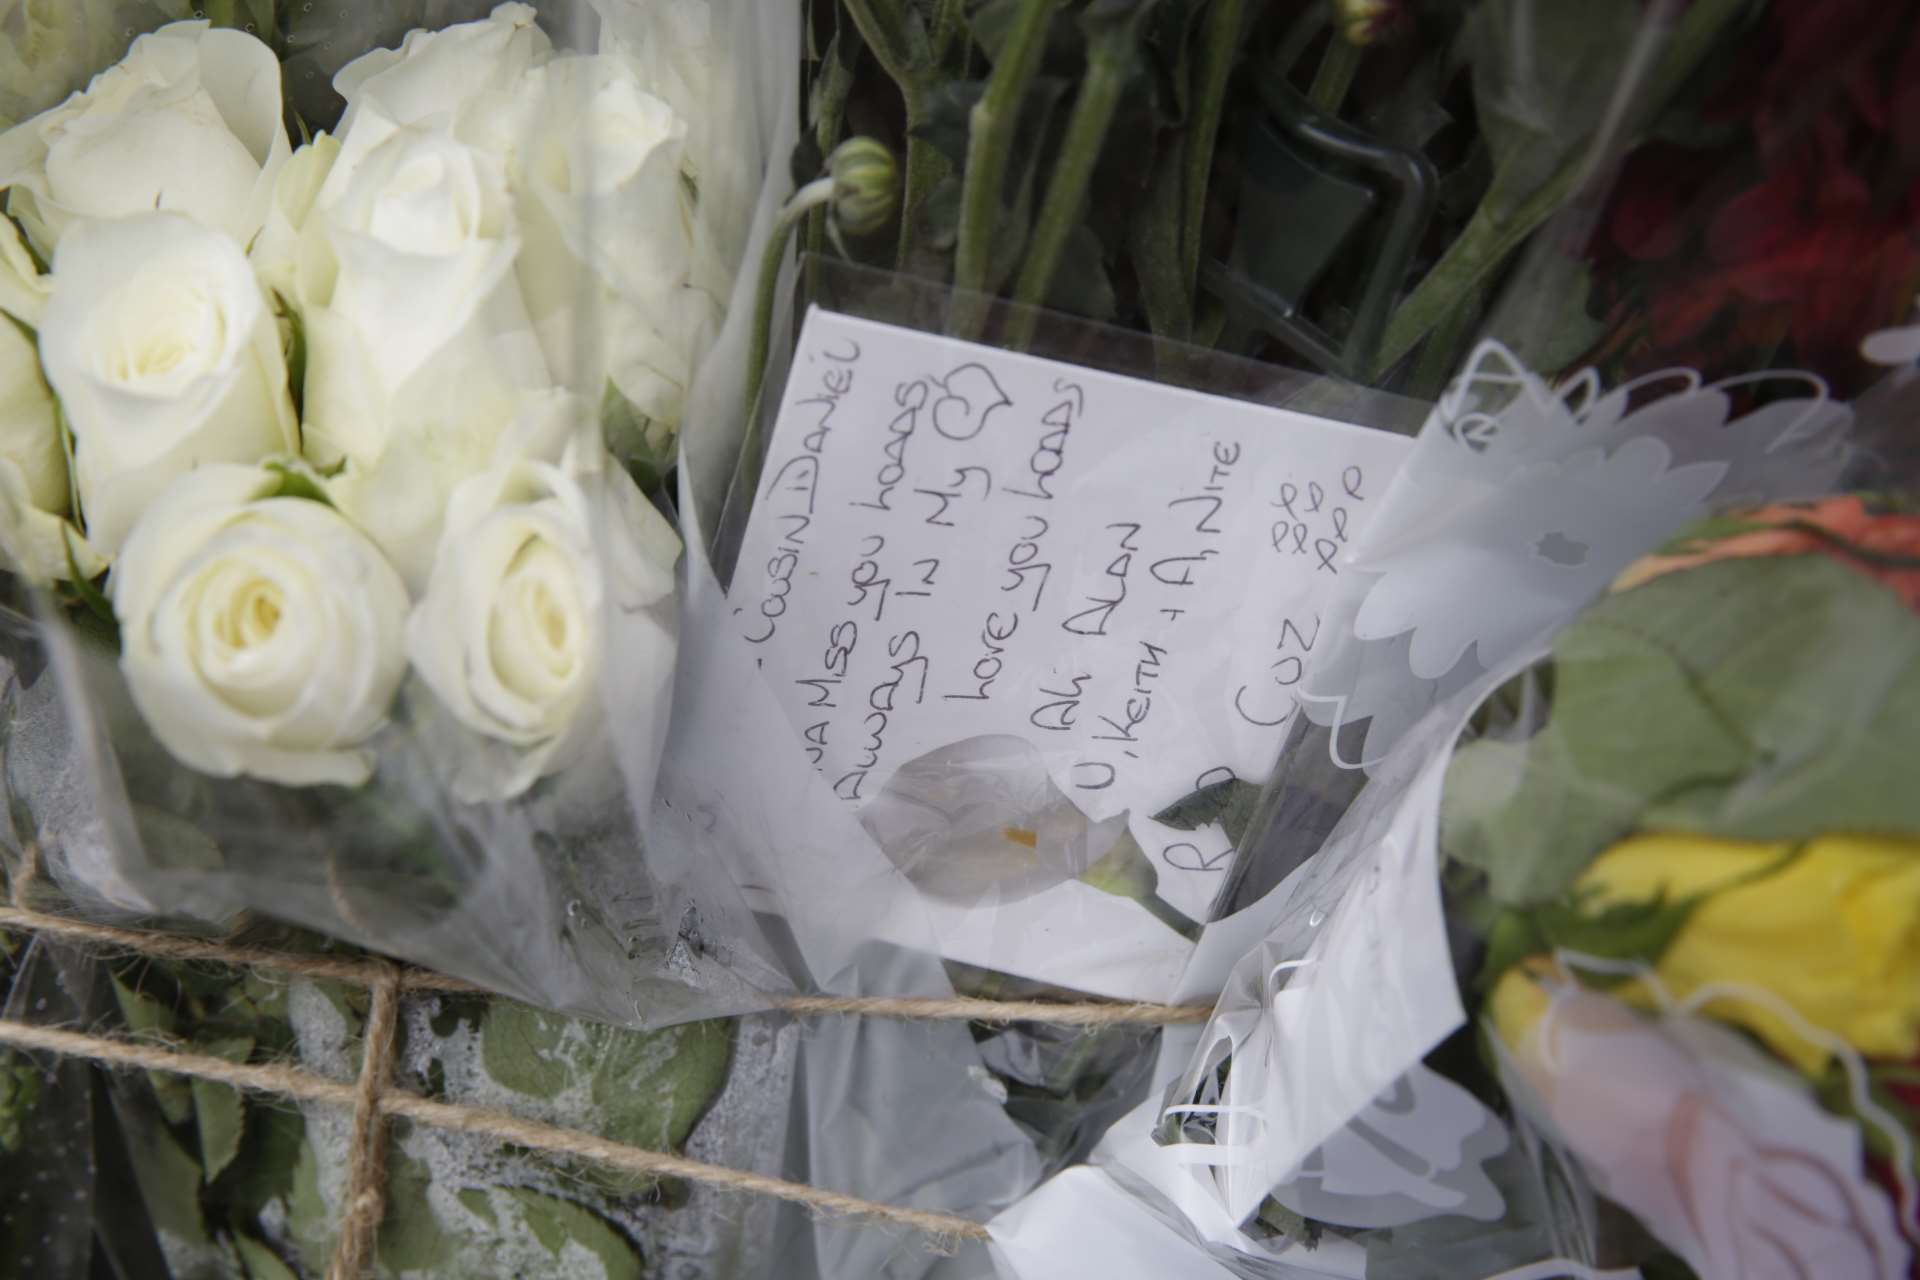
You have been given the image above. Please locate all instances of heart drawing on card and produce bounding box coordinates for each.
[931,363,1013,440]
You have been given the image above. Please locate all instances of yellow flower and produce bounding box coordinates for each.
[1575,832,1920,1074]
[1487,963,1554,1050]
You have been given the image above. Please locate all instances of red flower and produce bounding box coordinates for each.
[1592,4,1920,391]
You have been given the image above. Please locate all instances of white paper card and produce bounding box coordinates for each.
[728,308,1411,995]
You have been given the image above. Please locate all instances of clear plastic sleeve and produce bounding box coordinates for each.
[0,1,795,1026]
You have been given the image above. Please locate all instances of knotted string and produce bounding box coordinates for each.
[0,852,1213,1271]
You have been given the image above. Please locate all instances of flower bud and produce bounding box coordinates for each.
[1336,0,1408,45]
[828,137,898,237]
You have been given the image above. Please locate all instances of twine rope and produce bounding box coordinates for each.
[328,963,400,1280]
[0,859,1214,1269]
[0,1018,993,1249]
[0,905,1214,1025]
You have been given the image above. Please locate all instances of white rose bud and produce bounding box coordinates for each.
[249,133,341,301]
[295,116,553,585]
[111,464,410,788]
[39,213,299,555]
[0,20,292,256]
[407,426,679,799]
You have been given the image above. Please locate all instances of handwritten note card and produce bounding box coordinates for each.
[729,309,1411,995]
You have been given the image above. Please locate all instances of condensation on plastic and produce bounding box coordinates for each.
[0,0,794,1030]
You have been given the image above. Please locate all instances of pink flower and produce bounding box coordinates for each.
[1493,974,1914,1279]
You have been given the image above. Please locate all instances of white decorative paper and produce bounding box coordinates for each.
[1300,341,1853,768]
[722,307,1411,995]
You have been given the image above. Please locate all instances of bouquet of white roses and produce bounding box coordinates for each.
[0,1,791,1023]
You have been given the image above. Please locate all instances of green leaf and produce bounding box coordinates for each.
[913,79,988,168]
[455,1187,498,1227]
[1443,556,1920,903]
[60,527,115,627]
[501,1187,644,1280]
[377,1148,464,1273]
[234,1235,299,1280]
[0,1049,42,1153]
[191,1036,253,1181]
[479,1004,734,1155]
[1462,0,1645,221]
[600,381,676,495]
[1153,776,1264,847]
[1479,890,1701,992]
[122,1108,214,1255]
[111,970,194,1127]
[1254,1197,1323,1249]
[261,458,334,506]
[279,1116,335,1269]
[1489,248,1604,377]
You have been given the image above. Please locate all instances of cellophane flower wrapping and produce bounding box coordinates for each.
[0,1,798,1025]
[0,3,817,1276]
[971,1,1920,1275]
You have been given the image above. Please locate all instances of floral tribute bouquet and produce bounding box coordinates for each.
[0,0,800,1023]
[1440,496,1920,1279]
[1068,496,1920,1280]
[0,3,823,1276]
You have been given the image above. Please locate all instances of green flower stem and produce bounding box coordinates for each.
[1138,891,1203,944]
[838,0,938,264]
[950,0,1061,339]
[897,101,947,265]
[1181,0,1246,290]
[1405,279,1487,403]
[1306,27,1363,116]
[746,177,835,428]
[804,35,862,298]
[1005,23,1137,350]
[1131,140,1194,356]
[1369,0,1750,380]
[1370,164,1580,379]
[930,0,971,70]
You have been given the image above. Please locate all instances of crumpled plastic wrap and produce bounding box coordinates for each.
[0,0,797,1030]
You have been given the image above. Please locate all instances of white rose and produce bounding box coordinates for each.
[249,133,341,301]
[589,0,711,182]
[513,54,715,428]
[111,464,410,787]
[294,115,553,584]
[0,20,291,256]
[0,213,48,326]
[331,2,553,142]
[330,2,713,434]
[407,421,679,799]
[0,304,101,582]
[38,213,299,556]
[0,211,96,582]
